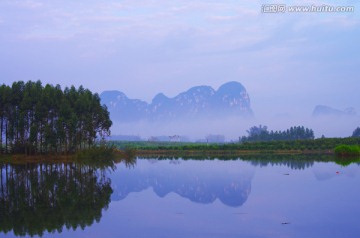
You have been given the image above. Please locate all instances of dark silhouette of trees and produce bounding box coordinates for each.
[244,125,269,141]
[240,125,315,142]
[352,127,360,137]
[0,81,112,154]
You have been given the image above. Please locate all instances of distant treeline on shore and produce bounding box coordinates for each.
[240,125,315,142]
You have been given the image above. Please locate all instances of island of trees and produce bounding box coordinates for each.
[0,81,112,155]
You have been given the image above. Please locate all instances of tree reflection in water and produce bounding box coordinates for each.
[0,162,113,237]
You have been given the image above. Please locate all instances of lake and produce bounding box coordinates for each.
[1,157,360,237]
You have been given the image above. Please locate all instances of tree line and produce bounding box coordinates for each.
[240,125,315,142]
[353,127,360,137]
[0,80,112,154]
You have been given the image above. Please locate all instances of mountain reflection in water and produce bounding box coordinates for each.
[0,163,113,237]
[111,158,255,207]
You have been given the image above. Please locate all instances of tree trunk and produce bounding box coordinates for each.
[0,118,3,154]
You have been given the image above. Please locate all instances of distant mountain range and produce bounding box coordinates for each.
[100,81,253,123]
[312,105,356,117]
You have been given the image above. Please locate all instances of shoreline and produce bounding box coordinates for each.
[134,149,334,157]
[0,149,335,163]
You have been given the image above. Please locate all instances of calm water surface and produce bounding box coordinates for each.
[1,157,360,238]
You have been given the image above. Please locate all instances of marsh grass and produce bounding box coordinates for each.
[334,144,360,157]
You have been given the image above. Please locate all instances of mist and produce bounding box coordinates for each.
[109,113,359,142]
[110,117,254,142]
[253,114,359,138]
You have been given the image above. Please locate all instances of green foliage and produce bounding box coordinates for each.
[0,81,112,155]
[334,144,360,157]
[241,125,315,142]
[110,137,360,155]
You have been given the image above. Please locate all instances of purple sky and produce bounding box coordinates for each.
[1,0,359,137]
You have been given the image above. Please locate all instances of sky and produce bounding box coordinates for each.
[1,0,359,138]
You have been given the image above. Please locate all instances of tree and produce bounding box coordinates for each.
[247,125,268,137]
[352,127,360,137]
[0,81,112,154]
[241,125,314,142]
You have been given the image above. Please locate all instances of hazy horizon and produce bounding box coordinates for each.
[1,0,359,139]
[101,80,359,140]
[108,114,360,142]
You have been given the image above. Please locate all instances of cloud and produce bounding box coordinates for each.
[0,0,359,135]
[5,0,44,9]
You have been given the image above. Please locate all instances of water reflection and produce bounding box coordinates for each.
[111,159,254,207]
[247,158,315,169]
[156,155,330,170]
[1,156,360,238]
[242,154,360,169]
[0,163,113,237]
[111,155,360,208]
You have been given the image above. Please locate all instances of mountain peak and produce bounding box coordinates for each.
[101,81,253,123]
[186,85,215,94]
[217,81,246,95]
[152,93,169,103]
[312,105,356,117]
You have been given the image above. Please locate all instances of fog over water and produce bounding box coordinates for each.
[110,113,360,141]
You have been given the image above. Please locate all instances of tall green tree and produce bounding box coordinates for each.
[0,81,112,154]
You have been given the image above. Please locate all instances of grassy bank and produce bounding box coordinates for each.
[112,137,360,156]
[334,144,360,157]
[2,137,359,162]
[0,145,131,166]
